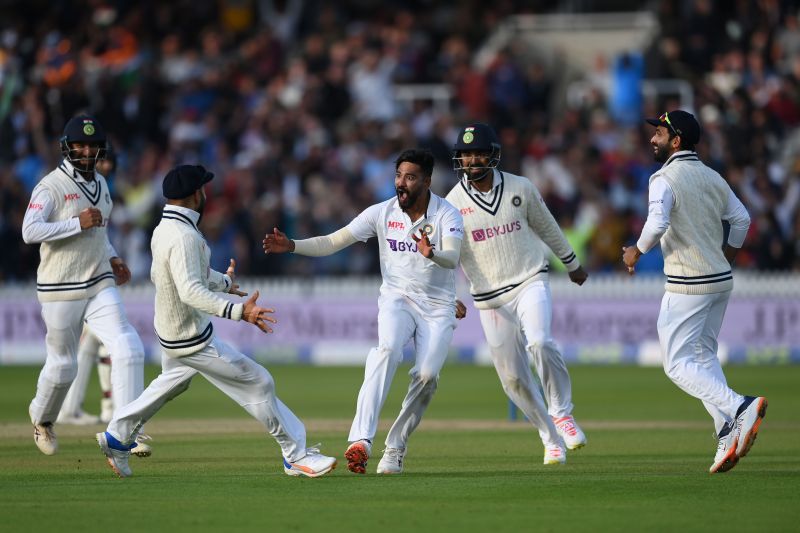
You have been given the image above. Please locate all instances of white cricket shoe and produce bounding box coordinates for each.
[57,410,101,426]
[97,432,132,478]
[734,396,768,459]
[33,422,58,455]
[709,423,739,473]
[284,446,337,478]
[344,439,372,474]
[376,447,406,474]
[543,444,567,465]
[553,415,587,450]
[132,433,153,458]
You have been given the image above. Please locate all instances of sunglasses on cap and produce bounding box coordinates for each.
[659,112,682,137]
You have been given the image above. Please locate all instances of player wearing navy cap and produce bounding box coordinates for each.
[22,114,147,457]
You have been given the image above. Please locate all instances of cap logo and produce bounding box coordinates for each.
[462,132,474,144]
[83,122,96,135]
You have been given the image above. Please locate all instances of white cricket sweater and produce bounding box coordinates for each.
[446,170,579,309]
[651,152,738,295]
[26,161,116,302]
[150,205,241,357]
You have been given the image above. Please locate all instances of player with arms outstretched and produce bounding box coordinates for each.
[263,148,464,474]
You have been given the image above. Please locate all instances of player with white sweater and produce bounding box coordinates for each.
[624,110,765,473]
[22,115,146,457]
[97,165,336,478]
[445,123,588,465]
[263,149,464,474]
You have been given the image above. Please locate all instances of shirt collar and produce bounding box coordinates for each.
[162,204,201,229]
[58,159,88,183]
[663,150,699,168]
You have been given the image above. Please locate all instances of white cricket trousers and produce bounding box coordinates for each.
[107,337,308,462]
[478,281,567,446]
[29,287,144,425]
[348,292,457,449]
[61,328,102,417]
[657,290,744,434]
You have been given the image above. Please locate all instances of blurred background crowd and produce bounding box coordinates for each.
[1,0,798,283]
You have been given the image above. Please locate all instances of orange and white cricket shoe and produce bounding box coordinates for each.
[553,415,587,450]
[734,396,768,459]
[284,446,337,478]
[710,422,739,473]
[345,439,372,474]
[543,444,567,465]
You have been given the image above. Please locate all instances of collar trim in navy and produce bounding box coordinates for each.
[59,160,103,205]
[663,150,699,167]
[162,205,200,230]
[460,170,504,215]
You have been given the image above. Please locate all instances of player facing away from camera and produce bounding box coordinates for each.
[623,110,765,474]
[22,114,147,457]
[446,123,588,465]
[263,149,464,474]
[97,165,336,478]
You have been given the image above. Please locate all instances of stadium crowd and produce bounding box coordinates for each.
[1,0,798,283]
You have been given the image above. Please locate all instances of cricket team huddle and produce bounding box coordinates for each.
[22,110,766,478]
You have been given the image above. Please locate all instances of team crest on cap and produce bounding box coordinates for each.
[422,224,434,235]
[83,121,96,135]
[512,195,521,207]
[462,132,474,144]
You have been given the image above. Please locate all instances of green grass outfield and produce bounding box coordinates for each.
[1,364,798,533]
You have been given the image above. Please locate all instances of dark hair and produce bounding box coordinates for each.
[395,148,434,177]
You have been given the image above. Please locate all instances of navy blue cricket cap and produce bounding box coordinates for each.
[61,114,106,144]
[162,165,214,199]
[645,110,701,145]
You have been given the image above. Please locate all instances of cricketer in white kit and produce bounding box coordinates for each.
[96,164,337,478]
[21,114,145,457]
[445,123,588,465]
[624,110,766,474]
[263,149,464,474]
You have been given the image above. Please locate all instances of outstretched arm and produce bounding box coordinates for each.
[263,227,358,257]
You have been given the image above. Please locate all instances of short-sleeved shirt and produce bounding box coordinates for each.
[347,192,464,307]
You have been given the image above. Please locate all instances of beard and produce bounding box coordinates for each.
[396,187,421,209]
[197,195,206,223]
[653,142,671,163]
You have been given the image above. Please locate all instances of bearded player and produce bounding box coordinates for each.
[263,148,464,474]
[445,123,588,465]
[22,115,146,456]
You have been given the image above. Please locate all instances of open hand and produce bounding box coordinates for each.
[262,227,295,255]
[225,258,248,297]
[242,290,277,334]
[411,229,434,258]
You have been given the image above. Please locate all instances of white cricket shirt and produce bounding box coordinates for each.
[347,193,464,306]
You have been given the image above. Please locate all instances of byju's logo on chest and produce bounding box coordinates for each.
[386,239,419,253]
